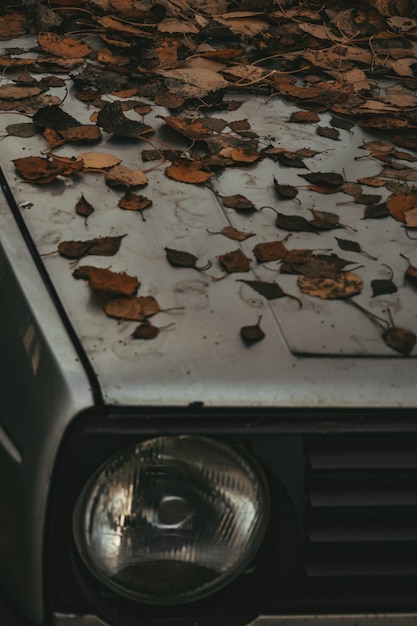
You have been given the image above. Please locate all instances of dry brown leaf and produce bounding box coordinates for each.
[104,295,161,321]
[38,32,91,59]
[13,155,82,183]
[118,192,152,214]
[386,192,417,223]
[298,272,363,299]
[0,85,42,100]
[166,159,213,184]
[0,13,26,40]
[105,165,148,188]
[158,68,228,99]
[218,249,250,273]
[78,152,122,171]
[253,241,288,263]
[58,235,126,259]
[73,265,140,296]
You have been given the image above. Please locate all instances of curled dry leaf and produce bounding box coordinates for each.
[219,193,256,213]
[73,265,140,296]
[218,249,250,273]
[207,226,255,241]
[13,155,82,184]
[240,316,265,345]
[165,247,212,271]
[298,272,363,299]
[273,177,299,200]
[58,235,126,259]
[238,279,302,307]
[118,192,152,215]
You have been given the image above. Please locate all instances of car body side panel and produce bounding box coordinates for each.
[0,192,95,623]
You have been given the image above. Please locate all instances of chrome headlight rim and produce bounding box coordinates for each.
[72,435,271,607]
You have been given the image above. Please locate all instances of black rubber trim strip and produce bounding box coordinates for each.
[0,167,104,406]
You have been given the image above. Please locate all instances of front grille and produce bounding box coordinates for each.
[301,434,417,611]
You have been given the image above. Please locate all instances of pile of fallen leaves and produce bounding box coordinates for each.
[2,0,417,353]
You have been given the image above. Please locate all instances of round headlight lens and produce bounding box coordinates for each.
[73,436,269,605]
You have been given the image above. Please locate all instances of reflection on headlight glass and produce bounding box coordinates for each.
[74,436,269,604]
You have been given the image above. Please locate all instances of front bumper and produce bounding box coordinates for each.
[53,613,417,626]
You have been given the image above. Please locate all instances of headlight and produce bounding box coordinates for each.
[73,435,269,605]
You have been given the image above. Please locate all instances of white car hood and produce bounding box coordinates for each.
[1,43,416,409]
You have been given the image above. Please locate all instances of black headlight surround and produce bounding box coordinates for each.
[45,409,302,626]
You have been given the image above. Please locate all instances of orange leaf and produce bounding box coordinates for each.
[38,32,92,59]
[166,160,213,184]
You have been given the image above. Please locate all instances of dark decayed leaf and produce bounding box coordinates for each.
[58,235,126,259]
[97,101,154,139]
[382,327,416,356]
[220,194,256,213]
[238,279,302,306]
[218,249,250,273]
[272,212,319,234]
[273,177,299,200]
[291,254,353,278]
[371,265,397,298]
[32,104,80,130]
[400,254,417,286]
[363,203,390,219]
[317,126,340,140]
[330,117,355,131]
[240,316,265,345]
[132,323,161,340]
[371,278,398,297]
[75,194,94,218]
[207,226,255,241]
[299,171,344,190]
[336,237,377,260]
[165,247,212,271]
[6,122,39,138]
